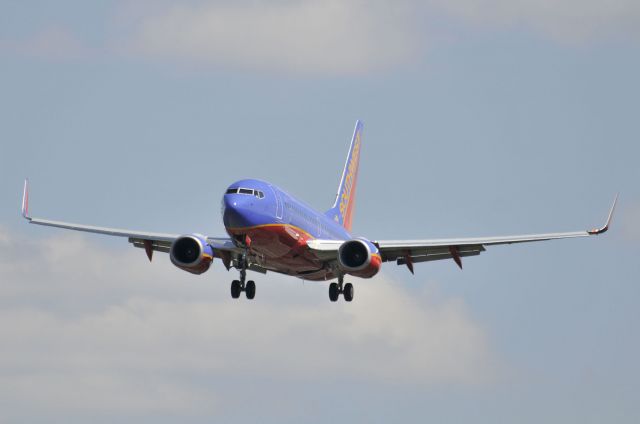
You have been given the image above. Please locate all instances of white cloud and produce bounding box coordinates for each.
[0,228,496,418]
[433,0,640,43]
[118,0,640,75]
[4,1,639,73]
[124,0,418,75]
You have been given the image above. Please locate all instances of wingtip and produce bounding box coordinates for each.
[21,178,30,220]
[588,193,618,235]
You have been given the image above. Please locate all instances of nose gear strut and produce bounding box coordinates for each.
[231,248,256,300]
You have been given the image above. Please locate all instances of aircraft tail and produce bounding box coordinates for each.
[325,120,363,232]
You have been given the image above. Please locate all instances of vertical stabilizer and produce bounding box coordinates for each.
[325,121,363,232]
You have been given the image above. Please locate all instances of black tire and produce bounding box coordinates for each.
[231,280,241,299]
[329,282,339,302]
[246,280,256,299]
[343,283,354,302]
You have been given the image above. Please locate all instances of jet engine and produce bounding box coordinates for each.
[170,234,214,275]
[338,238,381,278]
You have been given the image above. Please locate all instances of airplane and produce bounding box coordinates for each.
[21,120,617,302]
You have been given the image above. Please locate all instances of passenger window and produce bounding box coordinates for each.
[226,188,238,194]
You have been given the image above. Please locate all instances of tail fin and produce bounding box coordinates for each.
[325,120,363,232]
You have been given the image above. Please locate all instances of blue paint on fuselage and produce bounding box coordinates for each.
[222,179,351,241]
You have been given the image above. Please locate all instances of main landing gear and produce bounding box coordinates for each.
[231,279,255,299]
[329,275,353,302]
[231,252,255,300]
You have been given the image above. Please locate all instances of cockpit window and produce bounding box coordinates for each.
[227,187,264,199]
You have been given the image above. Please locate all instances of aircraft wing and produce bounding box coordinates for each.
[308,195,617,272]
[20,180,238,259]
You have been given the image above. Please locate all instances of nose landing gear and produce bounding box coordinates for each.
[329,275,354,302]
[231,251,256,300]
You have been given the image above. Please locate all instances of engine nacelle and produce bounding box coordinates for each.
[170,234,214,275]
[338,238,381,278]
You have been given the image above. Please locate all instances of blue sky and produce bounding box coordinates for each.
[1,1,639,422]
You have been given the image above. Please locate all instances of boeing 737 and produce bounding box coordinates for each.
[21,121,617,302]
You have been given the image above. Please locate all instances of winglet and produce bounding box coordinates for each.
[21,179,31,220]
[588,193,618,235]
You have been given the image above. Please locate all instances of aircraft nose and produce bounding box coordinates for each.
[222,195,253,228]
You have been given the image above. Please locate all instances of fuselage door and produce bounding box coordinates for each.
[269,185,284,220]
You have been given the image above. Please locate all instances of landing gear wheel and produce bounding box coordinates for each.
[231,280,241,299]
[329,283,339,302]
[245,280,256,299]
[343,283,354,302]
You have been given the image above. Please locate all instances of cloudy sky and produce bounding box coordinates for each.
[1,0,639,422]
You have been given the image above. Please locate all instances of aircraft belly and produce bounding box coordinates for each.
[247,227,291,257]
[228,224,324,275]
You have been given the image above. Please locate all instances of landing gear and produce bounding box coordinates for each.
[328,275,354,302]
[245,280,256,300]
[229,278,256,300]
[230,251,256,300]
[329,283,339,302]
[231,280,242,298]
[343,283,354,302]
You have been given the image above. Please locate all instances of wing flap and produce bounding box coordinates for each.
[391,244,485,263]
[377,195,617,271]
[130,238,172,253]
[397,248,483,265]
